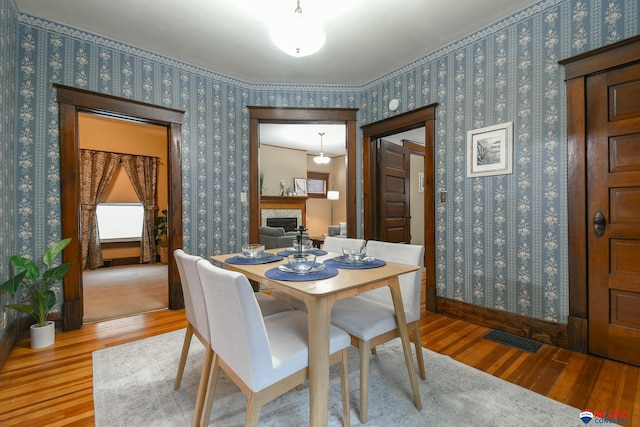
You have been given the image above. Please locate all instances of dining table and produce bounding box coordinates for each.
[210,248,422,427]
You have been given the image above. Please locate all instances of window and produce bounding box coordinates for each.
[96,203,144,242]
[307,172,329,198]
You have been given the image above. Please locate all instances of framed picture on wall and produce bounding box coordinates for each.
[294,178,307,196]
[466,122,513,177]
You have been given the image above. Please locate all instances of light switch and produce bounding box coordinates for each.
[440,191,447,203]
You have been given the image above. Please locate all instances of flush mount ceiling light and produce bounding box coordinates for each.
[313,132,330,164]
[269,0,326,57]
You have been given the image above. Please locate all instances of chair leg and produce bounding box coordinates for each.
[358,339,371,424]
[174,323,194,390]
[245,392,263,427]
[192,345,214,427]
[340,348,351,427]
[412,323,426,380]
[200,353,221,427]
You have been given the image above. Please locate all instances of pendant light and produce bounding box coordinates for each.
[313,132,330,164]
[269,0,325,58]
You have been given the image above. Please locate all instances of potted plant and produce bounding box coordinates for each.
[155,209,169,264]
[0,238,71,349]
[260,171,265,195]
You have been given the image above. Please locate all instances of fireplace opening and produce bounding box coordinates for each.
[266,217,297,232]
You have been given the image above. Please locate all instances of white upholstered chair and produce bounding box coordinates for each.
[330,240,425,423]
[196,260,352,427]
[322,235,366,254]
[172,249,292,425]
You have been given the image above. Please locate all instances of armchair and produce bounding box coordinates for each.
[258,226,308,249]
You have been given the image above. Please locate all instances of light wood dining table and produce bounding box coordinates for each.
[210,249,422,426]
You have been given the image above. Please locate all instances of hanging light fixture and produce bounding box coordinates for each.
[313,132,331,164]
[269,0,326,57]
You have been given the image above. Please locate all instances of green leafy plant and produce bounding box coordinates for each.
[155,209,168,246]
[1,238,72,327]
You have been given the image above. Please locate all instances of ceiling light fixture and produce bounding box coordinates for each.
[269,0,326,58]
[313,132,331,164]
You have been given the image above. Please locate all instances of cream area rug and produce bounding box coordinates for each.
[92,329,584,426]
[83,264,168,322]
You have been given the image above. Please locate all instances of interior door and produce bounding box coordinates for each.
[587,62,640,366]
[378,139,411,243]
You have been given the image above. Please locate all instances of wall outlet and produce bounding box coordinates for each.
[440,191,448,203]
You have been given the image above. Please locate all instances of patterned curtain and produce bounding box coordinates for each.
[80,149,121,270]
[121,154,158,263]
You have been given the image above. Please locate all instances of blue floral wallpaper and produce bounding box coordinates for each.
[0,0,17,333]
[1,0,639,337]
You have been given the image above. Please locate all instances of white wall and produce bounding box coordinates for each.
[260,144,307,196]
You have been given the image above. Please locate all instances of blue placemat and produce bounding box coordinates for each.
[277,249,328,257]
[265,263,339,281]
[324,257,387,269]
[225,254,283,265]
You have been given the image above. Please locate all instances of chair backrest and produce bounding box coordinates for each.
[196,260,274,391]
[323,236,366,254]
[174,249,209,342]
[363,240,425,321]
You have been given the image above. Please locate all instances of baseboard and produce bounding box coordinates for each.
[102,257,142,267]
[435,297,568,348]
[0,317,32,373]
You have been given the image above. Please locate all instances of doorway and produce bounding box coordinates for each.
[78,113,169,322]
[56,85,184,331]
[247,106,358,243]
[362,104,437,310]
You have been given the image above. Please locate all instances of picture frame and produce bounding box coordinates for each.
[418,172,424,193]
[293,178,307,196]
[466,122,513,177]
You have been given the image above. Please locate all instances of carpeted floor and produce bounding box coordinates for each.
[93,329,584,426]
[83,264,168,323]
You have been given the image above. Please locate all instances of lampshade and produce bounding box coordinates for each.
[327,190,339,200]
[269,1,325,58]
[313,131,331,164]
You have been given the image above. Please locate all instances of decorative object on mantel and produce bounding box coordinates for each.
[313,132,331,164]
[259,171,265,195]
[279,179,285,196]
[294,178,307,196]
[1,238,72,349]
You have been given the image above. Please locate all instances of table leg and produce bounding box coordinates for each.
[305,294,335,426]
[388,278,422,410]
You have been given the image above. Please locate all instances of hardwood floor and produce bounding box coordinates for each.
[0,307,637,426]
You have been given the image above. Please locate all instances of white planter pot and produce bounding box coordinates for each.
[30,320,55,349]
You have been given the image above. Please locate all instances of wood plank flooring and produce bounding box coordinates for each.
[0,307,637,426]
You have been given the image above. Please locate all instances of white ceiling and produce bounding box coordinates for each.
[15,0,537,155]
[15,0,538,86]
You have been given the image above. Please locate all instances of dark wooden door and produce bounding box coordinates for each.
[587,62,640,366]
[378,139,410,243]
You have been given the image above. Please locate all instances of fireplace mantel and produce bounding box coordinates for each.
[260,196,308,228]
[260,196,308,205]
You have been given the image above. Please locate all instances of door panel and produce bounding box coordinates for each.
[587,62,640,366]
[379,139,410,243]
